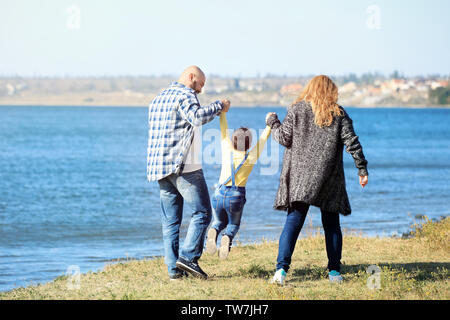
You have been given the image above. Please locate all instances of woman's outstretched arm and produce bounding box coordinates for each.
[266,108,294,148]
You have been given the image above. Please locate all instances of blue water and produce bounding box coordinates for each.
[0,106,449,292]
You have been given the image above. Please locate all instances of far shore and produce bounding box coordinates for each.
[0,102,448,109]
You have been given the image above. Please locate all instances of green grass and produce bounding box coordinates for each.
[1,217,449,300]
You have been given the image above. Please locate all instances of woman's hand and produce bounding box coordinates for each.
[266,112,277,124]
[359,175,368,188]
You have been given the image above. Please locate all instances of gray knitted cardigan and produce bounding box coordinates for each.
[266,101,368,215]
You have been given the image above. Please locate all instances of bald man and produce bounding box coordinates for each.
[147,66,230,280]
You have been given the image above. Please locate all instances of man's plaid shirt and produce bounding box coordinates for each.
[146,81,223,181]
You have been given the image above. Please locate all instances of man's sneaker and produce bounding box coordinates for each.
[205,228,218,255]
[169,270,188,281]
[328,270,343,283]
[176,257,208,279]
[270,269,287,286]
[218,235,231,260]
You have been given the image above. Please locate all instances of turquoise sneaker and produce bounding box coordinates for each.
[328,270,343,283]
[270,269,287,286]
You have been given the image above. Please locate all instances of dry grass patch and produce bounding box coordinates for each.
[1,217,448,300]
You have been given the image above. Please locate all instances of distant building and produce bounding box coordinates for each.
[280,83,303,96]
[339,82,357,93]
[380,79,409,93]
[232,78,240,91]
[6,84,15,96]
[367,85,382,95]
[430,80,448,90]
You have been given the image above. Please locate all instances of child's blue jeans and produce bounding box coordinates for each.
[210,184,246,240]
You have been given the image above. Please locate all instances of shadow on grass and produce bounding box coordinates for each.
[291,267,328,281]
[370,262,448,281]
[219,261,449,283]
[289,262,450,282]
[233,263,273,279]
[339,262,450,283]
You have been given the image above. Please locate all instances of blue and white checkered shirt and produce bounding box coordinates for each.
[146,81,223,181]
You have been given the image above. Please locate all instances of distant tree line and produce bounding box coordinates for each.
[337,70,448,86]
[429,85,450,105]
[339,72,385,85]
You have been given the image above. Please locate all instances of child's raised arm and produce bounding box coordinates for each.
[248,123,271,162]
[220,112,230,141]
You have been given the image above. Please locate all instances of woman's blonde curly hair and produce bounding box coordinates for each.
[292,75,343,127]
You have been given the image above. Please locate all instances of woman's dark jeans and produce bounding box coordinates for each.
[276,202,342,273]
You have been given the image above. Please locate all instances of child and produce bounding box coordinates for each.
[205,112,271,259]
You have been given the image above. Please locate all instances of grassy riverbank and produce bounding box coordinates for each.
[1,217,448,300]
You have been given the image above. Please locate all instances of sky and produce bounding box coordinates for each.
[1,0,449,77]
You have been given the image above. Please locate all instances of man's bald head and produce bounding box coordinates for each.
[180,65,205,80]
[178,65,206,94]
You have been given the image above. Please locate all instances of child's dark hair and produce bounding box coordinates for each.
[232,127,252,151]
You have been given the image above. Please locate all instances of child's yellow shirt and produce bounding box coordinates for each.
[218,113,271,187]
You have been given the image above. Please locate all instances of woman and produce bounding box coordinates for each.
[266,75,369,285]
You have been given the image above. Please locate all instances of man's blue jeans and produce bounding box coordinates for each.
[157,169,212,276]
[210,184,246,240]
[276,201,342,273]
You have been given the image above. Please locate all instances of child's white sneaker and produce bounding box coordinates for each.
[270,269,287,286]
[205,228,218,255]
[218,235,231,260]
